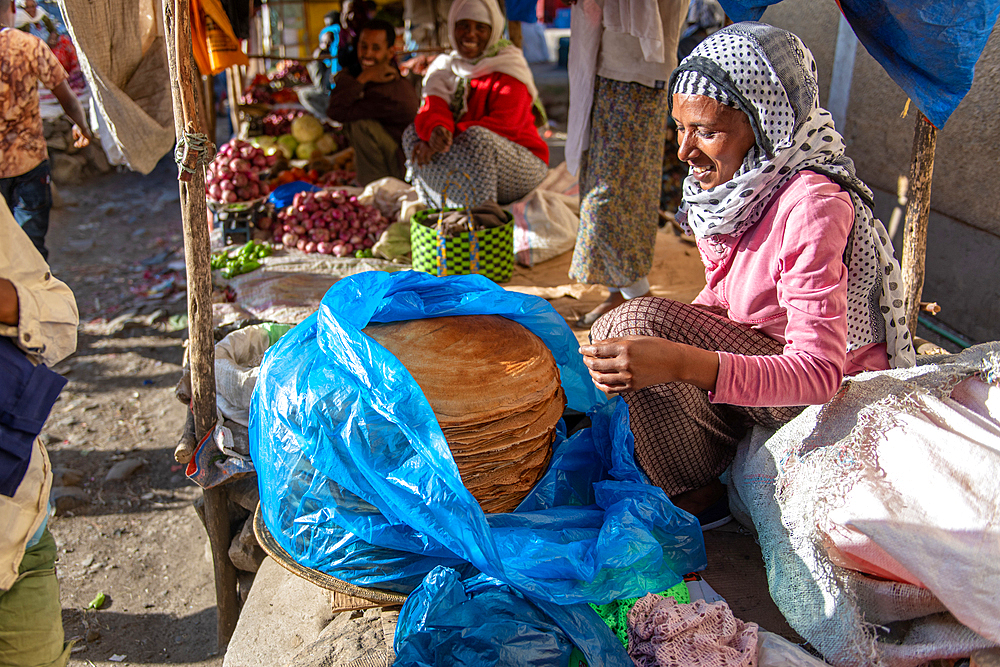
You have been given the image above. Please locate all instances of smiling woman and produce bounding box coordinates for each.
[402,0,549,208]
[672,95,755,191]
[580,22,915,524]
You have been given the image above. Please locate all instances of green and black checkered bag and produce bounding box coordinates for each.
[410,207,514,283]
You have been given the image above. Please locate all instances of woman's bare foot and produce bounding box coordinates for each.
[575,290,652,329]
[670,479,726,517]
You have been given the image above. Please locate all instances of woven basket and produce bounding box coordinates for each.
[253,503,408,605]
[410,208,514,283]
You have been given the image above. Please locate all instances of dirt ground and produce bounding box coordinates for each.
[44,158,223,667]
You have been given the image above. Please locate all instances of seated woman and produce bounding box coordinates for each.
[403,0,548,208]
[580,23,915,525]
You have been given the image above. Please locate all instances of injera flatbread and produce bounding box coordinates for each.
[362,315,565,513]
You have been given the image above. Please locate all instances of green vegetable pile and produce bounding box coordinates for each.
[211,240,273,278]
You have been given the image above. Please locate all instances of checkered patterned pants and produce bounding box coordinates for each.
[591,297,806,496]
[403,125,548,208]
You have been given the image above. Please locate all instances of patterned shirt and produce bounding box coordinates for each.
[0,28,67,178]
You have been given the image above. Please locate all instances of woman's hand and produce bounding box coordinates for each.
[428,125,453,153]
[411,140,437,166]
[580,336,720,396]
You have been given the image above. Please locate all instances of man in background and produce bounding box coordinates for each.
[327,20,418,186]
[0,0,93,260]
[0,199,79,667]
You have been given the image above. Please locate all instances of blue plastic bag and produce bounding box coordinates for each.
[250,270,706,602]
[268,181,320,209]
[394,566,631,667]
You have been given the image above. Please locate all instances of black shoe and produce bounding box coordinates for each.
[696,494,733,531]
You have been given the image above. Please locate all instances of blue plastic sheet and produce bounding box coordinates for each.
[268,181,320,209]
[717,0,1000,129]
[250,270,706,602]
[394,567,631,667]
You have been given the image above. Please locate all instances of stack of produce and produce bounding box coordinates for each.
[270,166,356,188]
[362,315,565,514]
[241,73,298,105]
[269,60,311,87]
[275,189,389,257]
[261,109,308,136]
[206,139,278,204]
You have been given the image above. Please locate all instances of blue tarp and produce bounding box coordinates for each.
[250,271,706,603]
[718,0,1000,128]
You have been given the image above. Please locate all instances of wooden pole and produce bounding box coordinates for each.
[900,111,937,340]
[226,66,242,139]
[162,0,241,650]
[203,75,217,146]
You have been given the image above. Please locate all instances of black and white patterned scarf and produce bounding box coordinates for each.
[669,22,914,369]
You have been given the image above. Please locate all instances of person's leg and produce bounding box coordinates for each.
[0,528,72,667]
[570,78,666,325]
[591,297,805,513]
[9,162,53,261]
[343,119,404,186]
[405,127,498,208]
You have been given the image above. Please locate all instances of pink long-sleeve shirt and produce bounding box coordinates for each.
[693,171,890,407]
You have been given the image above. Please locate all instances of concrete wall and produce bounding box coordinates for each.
[759,2,1000,343]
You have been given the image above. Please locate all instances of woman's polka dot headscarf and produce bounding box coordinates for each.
[669,22,914,368]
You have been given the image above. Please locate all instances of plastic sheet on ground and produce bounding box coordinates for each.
[251,270,706,603]
[393,566,631,667]
[729,342,1000,667]
[220,250,408,324]
[510,162,581,268]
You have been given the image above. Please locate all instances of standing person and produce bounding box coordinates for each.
[14,0,52,37]
[566,0,689,328]
[319,10,342,79]
[337,0,372,77]
[327,19,419,185]
[0,0,93,260]
[0,200,79,667]
[580,23,913,524]
[403,0,548,207]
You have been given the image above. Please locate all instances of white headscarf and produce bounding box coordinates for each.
[670,22,915,369]
[421,0,538,119]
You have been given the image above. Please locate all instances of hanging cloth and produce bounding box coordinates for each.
[190,0,249,76]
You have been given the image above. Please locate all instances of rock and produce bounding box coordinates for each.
[238,570,256,604]
[51,486,89,514]
[104,458,145,483]
[226,475,259,513]
[49,152,88,185]
[223,557,336,667]
[66,238,95,253]
[284,608,399,667]
[47,134,69,151]
[52,467,84,487]
[228,518,265,573]
[82,143,112,174]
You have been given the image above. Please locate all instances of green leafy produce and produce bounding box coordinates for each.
[212,241,273,278]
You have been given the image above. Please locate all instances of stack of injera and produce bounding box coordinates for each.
[362,315,565,513]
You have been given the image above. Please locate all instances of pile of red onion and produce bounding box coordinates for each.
[275,190,390,257]
[206,140,278,204]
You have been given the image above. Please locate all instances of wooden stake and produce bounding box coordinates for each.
[162,0,240,649]
[203,75,217,147]
[226,66,243,139]
[901,111,937,341]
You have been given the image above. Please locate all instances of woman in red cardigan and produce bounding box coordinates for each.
[402,0,548,207]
